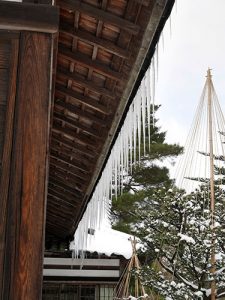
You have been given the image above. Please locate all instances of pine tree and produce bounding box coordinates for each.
[136,186,225,299]
[111,107,225,299]
[111,105,183,233]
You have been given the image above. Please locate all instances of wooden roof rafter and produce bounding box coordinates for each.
[58,0,141,35]
[55,82,109,114]
[51,133,95,158]
[46,0,176,241]
[59,44,124,81]
[60,23,130,59]
[58,66,116,98]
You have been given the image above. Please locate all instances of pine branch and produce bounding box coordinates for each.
[218,131,225,137]
[197,150,225,161]
[184,176,209,183]
[188,244,201,285]
[158,257,198,291]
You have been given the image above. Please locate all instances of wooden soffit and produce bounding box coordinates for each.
[46,0,175,241]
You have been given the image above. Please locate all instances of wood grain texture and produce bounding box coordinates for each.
[0,42,10,152]
[0,69,8,103]
[58,66,115,99]
[59,45,123,81]
[55,82,109,114]
[47,0,175,240]
[2,32,53,300]
[0,42,10,68]
[60,23,129,59]
[0,1,59,33]
[0,37,19,300]
[58,0,140,35]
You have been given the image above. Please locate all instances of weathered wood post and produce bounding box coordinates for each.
[0,2,58,299]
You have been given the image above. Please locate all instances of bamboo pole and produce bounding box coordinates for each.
[207,68,216,300]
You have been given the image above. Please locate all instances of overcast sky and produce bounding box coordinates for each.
[155,0,225,146]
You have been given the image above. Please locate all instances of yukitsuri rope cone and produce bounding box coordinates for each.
[113,238,155,300]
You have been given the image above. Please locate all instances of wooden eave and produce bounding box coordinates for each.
[46,0,175,242]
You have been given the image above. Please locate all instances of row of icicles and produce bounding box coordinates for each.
[71,61,158,256]
[71,5,175,257]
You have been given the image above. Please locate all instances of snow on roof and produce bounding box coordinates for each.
[70,225,135,259]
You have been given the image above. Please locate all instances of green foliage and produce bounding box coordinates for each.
[112,105,183,233]
[111,107,225,299]
[137,186,225,299]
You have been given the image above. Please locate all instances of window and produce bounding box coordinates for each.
[61,285,79,300]
[42,284,60,300]
[42,283,116,300]
[100,285,114,300]
[80,286,96,300]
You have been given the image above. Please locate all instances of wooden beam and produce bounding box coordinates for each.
[49,169,84,192]
[54,111,106,139]
[48,183,81,201]
[52,122,99,147]
[45,222,70,236]
[43,268,120,277]
[54,98,107,127]
[46,211,73,225]
[45,219,70,230]
[51,133,95,158]
[58,66,115,99]
[51,149,91,173]
[60,23,129,59]
[51,141,94,165]
[50,164,86,186]
[55,82,109,114]
[0,1,59,33]
[58,0,140,35]
[134,0,150,6]
[49,176,83,196]
[3,32,53,300]
[50,156,91,180]
[0,37,19,299]
[44,257,120,267]
[46,201,75,217]
[47,194,78,210]
[48,185,81,204]
[59,45,123,81]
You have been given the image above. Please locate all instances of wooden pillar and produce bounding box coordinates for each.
[0,3,58,300]
[0,34,20,299]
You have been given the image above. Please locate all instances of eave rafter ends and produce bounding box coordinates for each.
[58,0,140,35]
[60,23,130,59]
[55,82,109,115]
[59,45,123,81]
[46,0,174,238]
[57,66,115,99]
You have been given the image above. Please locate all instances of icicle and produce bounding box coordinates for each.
[137,90,142,162]
[146,68,151,152]
[141,80,146,156]
[151,56,155,126]
[70,5,177,256]
[72,62,155,256]
[156,43,159,82]
[161,30,164,52]
[169,15,172,38]
[133,101,137,165]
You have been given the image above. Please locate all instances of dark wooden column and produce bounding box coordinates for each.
[0,2,58,300]
[0,34,19,298]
